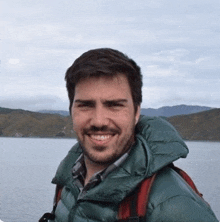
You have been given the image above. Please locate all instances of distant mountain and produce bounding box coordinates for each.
[38,105,213,117]
[141,105,212,117]
[167,108,220,141]
[1,106,219,141]
[0,107,26,114]
[38,110,69,116]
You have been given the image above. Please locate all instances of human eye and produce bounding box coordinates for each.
[113,102,124,107]
[77,103,88,108]
[106,101,125,109]
[75,101,94,109]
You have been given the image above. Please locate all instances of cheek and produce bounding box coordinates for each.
[116,114,136,131]
[72,113,89,133]
[72,115,81,132]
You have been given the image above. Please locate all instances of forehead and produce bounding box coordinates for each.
[74,74,132,100]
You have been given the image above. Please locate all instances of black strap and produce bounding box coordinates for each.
[38,185,63,222]
[39,212,55,222]
[130,187,138,218]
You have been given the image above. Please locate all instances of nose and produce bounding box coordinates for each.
[90,104,109,127]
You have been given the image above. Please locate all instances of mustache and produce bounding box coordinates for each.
[83,125,120,134]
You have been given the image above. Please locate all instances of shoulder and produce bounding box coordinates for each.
[146,167,218,222]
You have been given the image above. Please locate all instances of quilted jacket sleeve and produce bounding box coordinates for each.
[147,195,219,222]
[145,167,219,222]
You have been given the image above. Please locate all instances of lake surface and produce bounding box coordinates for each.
[1,138,219,221]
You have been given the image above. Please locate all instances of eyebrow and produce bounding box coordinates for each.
[74,99,128,104]
[74,100,95,105]
[103,99,128,104]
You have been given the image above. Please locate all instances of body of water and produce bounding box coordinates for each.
[1,138,219,221]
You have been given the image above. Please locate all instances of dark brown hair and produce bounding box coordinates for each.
[65,48,142,114]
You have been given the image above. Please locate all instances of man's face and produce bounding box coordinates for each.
[71,74,140,166]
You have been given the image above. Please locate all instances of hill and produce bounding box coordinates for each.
[1,107,219,141]
[38,105,212,117]
[0,108,75,138]
[167,108,220,141]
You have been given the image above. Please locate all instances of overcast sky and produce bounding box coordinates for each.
[1,0,220,111]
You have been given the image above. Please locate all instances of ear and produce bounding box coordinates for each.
[135,106,141,125]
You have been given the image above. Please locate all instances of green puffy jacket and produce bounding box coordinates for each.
[50,116,218,222]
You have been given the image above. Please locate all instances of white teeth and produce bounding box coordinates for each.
[90,135,112,141]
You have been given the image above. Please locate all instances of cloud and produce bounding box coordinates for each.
[143,65,183,78]
[1,0,220,110]
[8,59,20,65]
[141,78,220,108]
[0,95,69,111]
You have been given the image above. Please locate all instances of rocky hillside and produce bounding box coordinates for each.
[0,107,75,138]
[167,108,220,141]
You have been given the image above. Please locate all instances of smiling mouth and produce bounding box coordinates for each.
[84,126,120,144]
[86,133,116,145]
[90,134,113,141]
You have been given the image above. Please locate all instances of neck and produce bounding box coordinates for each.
[84,156,109,185]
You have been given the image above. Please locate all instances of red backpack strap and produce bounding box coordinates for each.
[53,185,63,209]
[117,173,157,221]
[171,165,204,198]
[117,164,207,222]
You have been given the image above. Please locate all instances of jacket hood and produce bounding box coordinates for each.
[52,115,188,203]
[134,115,188,176]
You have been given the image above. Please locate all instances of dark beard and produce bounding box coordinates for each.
[78,132,135,166]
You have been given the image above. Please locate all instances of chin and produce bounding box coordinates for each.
[85,150,119,165]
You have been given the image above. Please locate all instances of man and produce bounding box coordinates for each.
[46,48,218,221]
